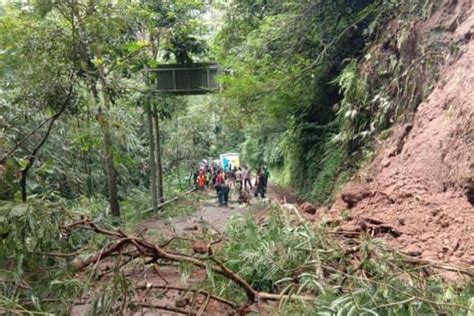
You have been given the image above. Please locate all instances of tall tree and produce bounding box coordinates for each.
[49,0,150,215]
[140,0,208,206]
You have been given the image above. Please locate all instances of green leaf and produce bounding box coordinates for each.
[37,159,54,174]
[16,158,28,170]
[9,204,28,218]
[147,59,158,68]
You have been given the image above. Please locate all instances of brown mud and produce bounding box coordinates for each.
[326,0,474,278]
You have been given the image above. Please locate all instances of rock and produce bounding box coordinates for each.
[398,218,406,226]
[184,225,199,231]
[341,183,372,208]
[405,245,422,257]
[451,239,460,252]
[382,158,391,168]
[419,233,433,242]
[440,220,450,228]
[465,181,474,205]
[455,217,465,224]
[430,208,442,216]
[192,241,210,255]
[175,297,190,308]
[398,192,413,199]
[300,202,317,215]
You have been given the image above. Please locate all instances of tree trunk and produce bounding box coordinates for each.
[102,120,120,217]
[96,58,120,217]
[148,30,164,204]
[153,110,164,203]
[147,105,159,212]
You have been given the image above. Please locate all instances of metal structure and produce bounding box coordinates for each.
[152,63,219,95]
[145,63,220,211]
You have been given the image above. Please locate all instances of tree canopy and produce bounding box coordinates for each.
[0,0,472,315]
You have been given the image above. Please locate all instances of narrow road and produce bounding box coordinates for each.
[143,195,250,235]
[142,184,299,235]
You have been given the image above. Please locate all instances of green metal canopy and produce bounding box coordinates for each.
[151,63,219,95]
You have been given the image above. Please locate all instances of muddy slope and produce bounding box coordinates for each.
[333,1,474,268]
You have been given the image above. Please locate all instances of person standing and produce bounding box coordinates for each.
[206,169,212,187]
[192,169,199,190]
[263,166,270,181]
[216,181,230,207]
[197,171,206,191]
[214,169,224,198]
[226,167,236,189]
[216,169,225,185]
[235,167,243,193]
[254,168,267,198]
[212,168,218,186]
[243,166,252,190]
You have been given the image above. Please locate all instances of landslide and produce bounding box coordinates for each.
[332,0,474,270]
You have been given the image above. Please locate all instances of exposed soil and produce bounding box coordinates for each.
[267,185,304,205]
[329,0,474,275]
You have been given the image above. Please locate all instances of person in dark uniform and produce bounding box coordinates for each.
[216,181,230,206]
[254,168,267,198]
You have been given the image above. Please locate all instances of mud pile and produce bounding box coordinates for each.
[332,0,474,270]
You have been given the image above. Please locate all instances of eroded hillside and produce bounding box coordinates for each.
[331,0,474,273]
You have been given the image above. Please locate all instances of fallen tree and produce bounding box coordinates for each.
[2,200,472,315]
[59,209,474,315]
[65,218,314,305]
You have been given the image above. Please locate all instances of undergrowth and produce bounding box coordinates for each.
[0,198,95,314]
[0,189,202,315]
[209,205,474,315]
[0,198,472,315]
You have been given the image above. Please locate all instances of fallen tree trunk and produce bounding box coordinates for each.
[67,219,317,304]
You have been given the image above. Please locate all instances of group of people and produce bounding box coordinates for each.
[193,163,269,207]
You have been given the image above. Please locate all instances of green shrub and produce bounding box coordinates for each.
[211,205,474,315]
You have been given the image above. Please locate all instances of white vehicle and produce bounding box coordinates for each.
[219,153,240,171]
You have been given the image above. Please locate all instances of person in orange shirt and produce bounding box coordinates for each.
[197,171,206,191]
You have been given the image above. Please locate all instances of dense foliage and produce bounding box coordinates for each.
[0,0,211,204]
[213,205,474,315]
[216,0,441,203]
[0,0,472,315]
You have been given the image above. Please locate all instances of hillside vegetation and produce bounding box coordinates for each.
[0,0,472,315]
